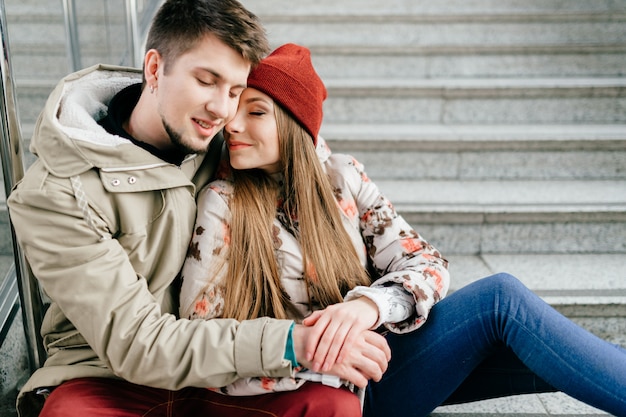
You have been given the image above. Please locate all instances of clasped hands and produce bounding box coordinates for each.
[292,297,391,388]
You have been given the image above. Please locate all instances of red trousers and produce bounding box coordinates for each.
[39,377,362,417]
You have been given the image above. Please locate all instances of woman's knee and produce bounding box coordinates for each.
[481,272,525,293]
[464,272,533,310]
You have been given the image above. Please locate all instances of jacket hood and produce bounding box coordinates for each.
[31,64,165,178]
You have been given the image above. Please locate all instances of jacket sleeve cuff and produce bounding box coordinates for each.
[345,285,414,328]
[234,318,294,378]
[284,322,299,367]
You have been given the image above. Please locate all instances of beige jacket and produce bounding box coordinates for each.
[7,65,294,417]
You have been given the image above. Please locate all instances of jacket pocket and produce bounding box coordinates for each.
[45,330,90,355]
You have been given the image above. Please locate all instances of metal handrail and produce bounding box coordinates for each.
[62,0,81,72]
[125,0,141,68]
[0,0,47,371]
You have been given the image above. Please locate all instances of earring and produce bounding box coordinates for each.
[149,85,155,94]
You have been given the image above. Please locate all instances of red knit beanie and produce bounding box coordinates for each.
[247,43,327,144]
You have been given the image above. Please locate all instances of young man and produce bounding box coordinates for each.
[7,1,388,416]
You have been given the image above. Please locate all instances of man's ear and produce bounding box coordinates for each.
[144,49,162,88]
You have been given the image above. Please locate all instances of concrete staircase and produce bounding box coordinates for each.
[1,0,625,415]
[240,0,626,415]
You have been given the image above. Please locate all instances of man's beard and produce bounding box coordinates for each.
[162,118,210,155]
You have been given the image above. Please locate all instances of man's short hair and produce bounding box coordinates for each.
[145,0,269,71]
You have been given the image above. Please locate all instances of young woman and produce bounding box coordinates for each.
[179,43,626,416]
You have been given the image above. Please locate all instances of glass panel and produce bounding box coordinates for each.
[0,1,35,415]
[68,0,164,70]
[73,0,132,68]
[0,173,19,342]
[0,0,23,333]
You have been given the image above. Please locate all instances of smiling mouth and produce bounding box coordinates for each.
[228,141,250,150]
[193,118,215,130]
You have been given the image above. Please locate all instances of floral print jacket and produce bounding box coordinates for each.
[179,137,450,395]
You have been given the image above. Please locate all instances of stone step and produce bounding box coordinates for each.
[322,123,626,181]
[448,253,626,321]
[311,46,626,80]
[241,0,626,16]
[256,12,626,50]
[375,179,626,254]
[323,123,626,150]
[432,392,611,416]
[321,77,626,125]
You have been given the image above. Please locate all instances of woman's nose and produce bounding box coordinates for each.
[225,113,242,134]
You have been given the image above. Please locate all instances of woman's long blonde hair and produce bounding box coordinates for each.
[220,105,371,321]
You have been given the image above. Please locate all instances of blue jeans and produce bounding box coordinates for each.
[363,273,626,417]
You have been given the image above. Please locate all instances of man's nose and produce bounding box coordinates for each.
[206,90,230,120]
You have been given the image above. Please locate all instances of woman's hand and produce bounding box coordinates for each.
[302,297,382,373]
[292,323,390,388]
